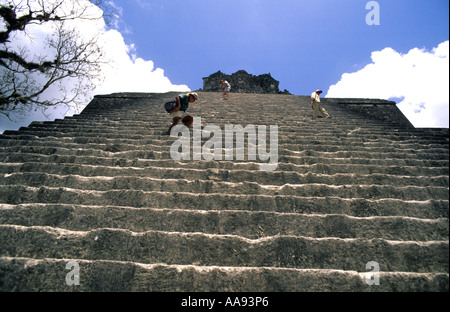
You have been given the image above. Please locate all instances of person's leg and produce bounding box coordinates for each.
[168,111,183,134]
[319,105,330,118]
[168,117,181,135]
[182,115,193,127]
[312,102,320,118]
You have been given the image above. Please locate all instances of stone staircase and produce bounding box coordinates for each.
[0,92,448,291]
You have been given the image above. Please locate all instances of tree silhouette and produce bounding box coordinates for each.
[0,0,111,119]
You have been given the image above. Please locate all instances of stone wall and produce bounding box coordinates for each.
[323,98,415,128]
[202,70,280,94]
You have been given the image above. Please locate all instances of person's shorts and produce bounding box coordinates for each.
[224,86,231,92]
[170,110,185,118]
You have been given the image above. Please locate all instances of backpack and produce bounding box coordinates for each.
[164,100,177,113]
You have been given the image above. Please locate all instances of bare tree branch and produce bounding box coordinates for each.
[0,0,112,119]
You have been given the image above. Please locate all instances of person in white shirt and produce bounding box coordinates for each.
[311,89,330,119]
[220,80,231,100]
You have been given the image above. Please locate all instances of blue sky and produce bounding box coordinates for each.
[0,0,449,132]
[111,0,448,95]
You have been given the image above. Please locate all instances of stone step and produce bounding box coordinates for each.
[2,138,446,160]
[282,154,449,167]
[1,257,447,291]
[4,123,447,141]
[4,129,448,150]
[0,185,447,219]
[0,148,447,171]
[0,225,448,273]
[2,123,448,142]
[0,131,447,151]
[1,161,447,180]
[3,131,447,148]
[0,112,410,124]
[65,116,379,127]
[2,134,448,157]
[1,204,447,241]
[0,152,448,172]
[2,102,442,125]
[1,163,447,187]
[1,172,448,201]
[4,123,449,141]
[1,145,447,167]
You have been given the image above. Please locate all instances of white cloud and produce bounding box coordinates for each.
[94,28,189,95]
[326,41,449,128]
[61,0,190,98]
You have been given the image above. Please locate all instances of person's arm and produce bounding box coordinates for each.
[174,96,181,112]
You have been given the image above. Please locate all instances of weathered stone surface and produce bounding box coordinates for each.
[0,91,448,292]
[323,98,415,128]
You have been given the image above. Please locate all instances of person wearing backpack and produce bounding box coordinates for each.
[164,92,198,134]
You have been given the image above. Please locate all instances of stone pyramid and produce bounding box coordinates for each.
[0,92,448,291]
